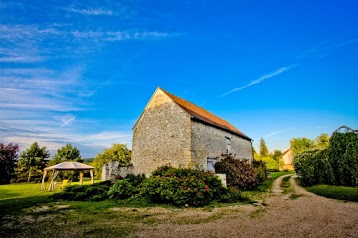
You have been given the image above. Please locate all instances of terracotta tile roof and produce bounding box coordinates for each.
[161,88,252,140]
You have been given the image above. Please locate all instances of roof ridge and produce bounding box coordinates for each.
[160,88,251,140]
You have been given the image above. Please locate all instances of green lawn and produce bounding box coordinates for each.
[0,181,260,238]
[270,171,295,179]
[0,180,101,217]
[0,181,147,238]
[0,183,53,200]
[0,180,100,200]
[305,184,358,202]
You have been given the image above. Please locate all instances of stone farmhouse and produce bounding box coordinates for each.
[279,148,294,171]
[131,87,253,176]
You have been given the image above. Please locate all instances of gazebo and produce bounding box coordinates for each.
[41,162,94,191]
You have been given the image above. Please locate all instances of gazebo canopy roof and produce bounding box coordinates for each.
[44,161,94,171]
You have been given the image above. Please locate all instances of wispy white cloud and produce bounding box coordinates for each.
[253,128,295,142]
[0,2,23,9]
[60,115,78,128]
[63,1,135,19]
[0,24,60,63]
[0,20,180,62]
[221,65,296,97]
[0,2,178,157]
[263,128,295,139]
[0,56,45,63]
[0,68,54,75]
[81,131,132,148]
[0,65,92,112]
[299,37,358,58]
[0,119,132,157]
[65,7,114,16]
[71,30,179,41]
[0,24,59,40]
[327,37,358,49]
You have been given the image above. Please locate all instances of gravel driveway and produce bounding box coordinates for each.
[136,175,358,238]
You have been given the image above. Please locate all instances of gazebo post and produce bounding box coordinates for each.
[48,169,55,191]
[90,169,94,184]
[41,170,48,190]
[48,170,59,191]
[79,171,84,185]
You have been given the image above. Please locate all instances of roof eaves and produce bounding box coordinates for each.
[190,116,252,141]
[281,148,291,156]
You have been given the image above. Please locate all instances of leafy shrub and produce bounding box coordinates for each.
[252,159,267,184]
[214,153,258,191]
[259,156,279,171]
[124,173,146,187]
[328,132,358,186]
[108,174,146,199]
[108,179,137,199]
[294,149,322,186]
[294,132,358,187]
[52,180,113,201]
[141,165,225,207]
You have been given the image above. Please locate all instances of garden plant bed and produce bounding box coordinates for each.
[1,175,357,237]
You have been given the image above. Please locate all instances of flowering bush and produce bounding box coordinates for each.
[141,165,225,206]
[214,153,258,191]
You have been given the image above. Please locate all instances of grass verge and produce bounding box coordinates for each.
[270,171,295,179]
[280,176,293,194]
[279,175,302,199]
[305,185,358,202]
[0,181,265,238]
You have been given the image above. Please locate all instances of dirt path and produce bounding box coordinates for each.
[135,175,358,238]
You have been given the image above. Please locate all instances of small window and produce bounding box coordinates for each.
[207,158,216,173]
[226,136,232,153]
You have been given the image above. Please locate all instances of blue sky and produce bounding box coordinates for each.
[0,0,357,158]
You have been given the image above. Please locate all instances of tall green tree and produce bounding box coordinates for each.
[17,142,50,182]
[50,144,82,165]
[253,147,261,161]
[290,137,316,156]
[316,133,330,149]
[92,144,131,179]
[259,138,269,157]
[0,143,19,184]
[272,149,282,161]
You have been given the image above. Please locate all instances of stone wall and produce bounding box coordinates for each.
[132,93,192,176]
[190,120,253,168]
[101,160,134,181]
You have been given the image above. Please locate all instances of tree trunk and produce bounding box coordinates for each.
[27,170,32,182]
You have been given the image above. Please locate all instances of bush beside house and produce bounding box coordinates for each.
[214,153,259,191]
[294,132,358,187]
[141,165,225,206]
[53,157,267,207]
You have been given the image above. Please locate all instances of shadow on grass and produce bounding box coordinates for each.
[0,195,54,217]
[0,189,22,200]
